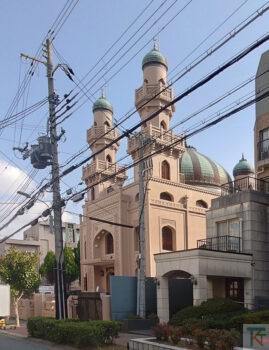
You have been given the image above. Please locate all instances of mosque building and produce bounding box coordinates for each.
[79,45,233,293]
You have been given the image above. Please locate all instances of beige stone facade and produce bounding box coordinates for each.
[154,50,269,322]
[80,47,230,293]
[255,50,269,180]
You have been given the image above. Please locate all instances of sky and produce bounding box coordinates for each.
[0,0,268,240]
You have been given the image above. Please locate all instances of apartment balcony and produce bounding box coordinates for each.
[135,83,174,109]
[83,160,126,181]
[221,176,269,196]
[197,235,241,253]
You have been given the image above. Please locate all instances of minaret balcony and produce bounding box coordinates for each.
[127,126,185,155]
[135,83,174,109]
[87,126,120,146]
[83,159,126,181]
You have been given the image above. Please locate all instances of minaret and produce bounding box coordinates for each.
[128,45,184,182]
[135,42,174,129]
[82,96,127,200]
[233,154,255,190]
[254,50,269,180]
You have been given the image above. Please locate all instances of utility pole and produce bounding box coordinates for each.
[21,39,66,319]
[137,133,146,318]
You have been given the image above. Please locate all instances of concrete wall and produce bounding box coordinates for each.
[207,190,269,302]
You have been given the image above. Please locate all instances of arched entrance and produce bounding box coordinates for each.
[163,270,193,319]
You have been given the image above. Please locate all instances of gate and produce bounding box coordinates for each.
[77,292,102,320]
[169,278,193,318]
[110,276,157,320]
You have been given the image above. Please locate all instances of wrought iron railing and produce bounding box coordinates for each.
[221,176,269,196]
[197,235,241,253]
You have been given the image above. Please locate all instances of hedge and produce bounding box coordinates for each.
[27,317,122,348]
[230,310,269,331]
[170,298,245,326]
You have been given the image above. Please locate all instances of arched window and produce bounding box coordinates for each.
[196,200,208,208]
[83,273,88,291]
[135,193,139,202]
[84,241,87,259]
[160,192,173,201]
[91,187,95,201]
[162,226,173,251]
[134,226,139,251]
[106,154,112,163]
[104,120,110,127]
[106,233,114,254]
[161,160,170,180]
[94,121,97,126]
[144,78,148,83]
[160,120,167,131]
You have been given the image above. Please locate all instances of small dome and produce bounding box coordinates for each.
[180,146,231,187]
[92,96,113,113]
[142,46,168,69]
[233,155,254,177]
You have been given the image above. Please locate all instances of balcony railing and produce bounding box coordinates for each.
[221,176,269,196]
[197,235,241,253]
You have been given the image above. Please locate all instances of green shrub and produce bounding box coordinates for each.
[231,310,269,331]
[181,318,208,336]
[27,317,122,348]
[170,298,245,328]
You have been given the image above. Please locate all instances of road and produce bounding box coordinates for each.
[0,333,76,350]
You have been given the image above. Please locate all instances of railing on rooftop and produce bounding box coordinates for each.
[197,235,241,253]
[221,176,269,196]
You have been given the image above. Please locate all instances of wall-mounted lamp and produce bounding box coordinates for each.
[154,278,160,288]
[190,275,198,285]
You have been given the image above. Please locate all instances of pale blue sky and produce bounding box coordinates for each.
[0,0,268,239]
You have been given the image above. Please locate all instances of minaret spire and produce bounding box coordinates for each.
[153,35,159,50]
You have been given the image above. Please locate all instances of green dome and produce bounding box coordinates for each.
[92,97,113,113]
[180,147,232,187]
[233,155,254,177]
[142,47,168,69]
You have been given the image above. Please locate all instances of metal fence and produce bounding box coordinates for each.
[197,235,241,253]
[221,176,269,196]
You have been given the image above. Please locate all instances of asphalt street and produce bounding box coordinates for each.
[0,333,76,349]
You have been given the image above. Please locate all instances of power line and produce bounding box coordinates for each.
[2,13,269,235]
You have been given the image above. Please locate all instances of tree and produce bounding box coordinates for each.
[0,247,40,327]
[73,240,80,283]
[64,246,79,289]
[39,250,56,284]
[39,247,79,290]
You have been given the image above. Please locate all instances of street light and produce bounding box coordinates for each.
[17,190,31,198]
[17,191,50,208]
[17,191,53,231]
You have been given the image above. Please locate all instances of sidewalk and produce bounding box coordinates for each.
[0,322,151,347]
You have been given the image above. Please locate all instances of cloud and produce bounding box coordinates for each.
[0,160,35,196]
